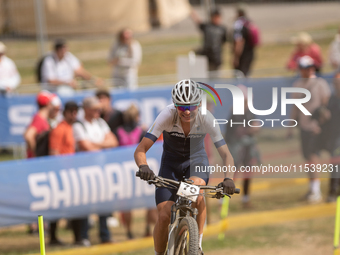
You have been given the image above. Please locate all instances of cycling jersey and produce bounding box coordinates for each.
[145,104,226,205]
[145,104,226,158]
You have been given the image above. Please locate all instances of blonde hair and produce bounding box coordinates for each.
[291,32,313,46]
[123,104,139,123]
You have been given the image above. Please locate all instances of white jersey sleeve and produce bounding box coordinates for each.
[145,105,173,142]
[202,110,226,148]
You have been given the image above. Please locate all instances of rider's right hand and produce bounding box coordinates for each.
[138,165,156,181]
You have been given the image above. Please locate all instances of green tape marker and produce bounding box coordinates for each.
[38,215,46,255]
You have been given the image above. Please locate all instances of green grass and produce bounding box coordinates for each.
[117,216,334,255]
[0,154,14,162]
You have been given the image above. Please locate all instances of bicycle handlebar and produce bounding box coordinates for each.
[136,171,240,194]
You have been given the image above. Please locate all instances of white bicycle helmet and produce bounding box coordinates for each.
[172,79,203,105]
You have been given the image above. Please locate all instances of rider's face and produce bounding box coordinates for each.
[176,102,201,123]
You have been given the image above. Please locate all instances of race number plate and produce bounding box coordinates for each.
[176,182,200,202]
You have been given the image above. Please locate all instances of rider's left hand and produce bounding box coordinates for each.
[218,178,235,194]
[138,165,155,181]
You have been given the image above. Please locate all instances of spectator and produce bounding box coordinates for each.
[24,90,61,235]
[96,89,124,136]
[224,85,261,209]
[287,32,323,73]
[49,101,79,156]
[232,4,259,77]
[108,29,142,90]
[313,73,340,202]
[48,101,79,246]
[72,96,118,246]
[24,91,60,158]
[289,56,330,203]
[49,97,63,129]
[327,73,340,201]
[329,27,340,70]
[40,39,101,96]
[190,9,227,74]
[0,41,21,95]
[115,104,157,239]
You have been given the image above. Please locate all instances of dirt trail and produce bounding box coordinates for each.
[207,245,332,255]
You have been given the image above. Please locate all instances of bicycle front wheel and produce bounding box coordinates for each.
[174,216,199,255]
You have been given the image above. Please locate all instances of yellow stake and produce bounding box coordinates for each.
[38,215,46,255]
[218,196,229,240]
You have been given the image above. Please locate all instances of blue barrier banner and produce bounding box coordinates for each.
[0,76,334,146]
[0,86,173,146]
[0,143,162,227]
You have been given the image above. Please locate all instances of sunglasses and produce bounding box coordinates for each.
[175,104,199,112]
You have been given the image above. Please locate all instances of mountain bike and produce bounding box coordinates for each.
[136,173,240,255]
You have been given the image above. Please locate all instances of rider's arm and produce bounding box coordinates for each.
[204,110,235,179]
[217,144,235,179]
[134,137,155,167]
[135,105,171,167]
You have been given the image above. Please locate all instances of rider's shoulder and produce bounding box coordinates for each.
[155,104,176,123]
[160,104,177,116]
[199,109,214,120]
[198,109,216,128]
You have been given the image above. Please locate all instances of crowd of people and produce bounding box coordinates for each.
[224,56,340,207]
[0,28,141,96]
[23,89,159,246]
[192,4,340,77]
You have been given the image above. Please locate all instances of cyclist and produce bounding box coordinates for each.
[134,79,235,255]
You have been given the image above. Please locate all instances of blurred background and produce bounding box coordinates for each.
[0,0,340,255]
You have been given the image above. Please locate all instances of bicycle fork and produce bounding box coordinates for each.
[167,203,198,255]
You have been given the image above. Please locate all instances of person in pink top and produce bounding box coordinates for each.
[287,32,323,73]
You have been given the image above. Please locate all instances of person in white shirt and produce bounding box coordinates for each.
[41,39,101,96]
[108,28,142,90]
[73,96,118,151]
[0,41,21,94]
[72,96,118,246]
[329,27,340,70]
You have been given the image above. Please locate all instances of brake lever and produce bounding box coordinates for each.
[212,190,231,199]
[147,179,158,185]
[223,193,231,199]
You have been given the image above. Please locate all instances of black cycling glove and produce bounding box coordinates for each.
[218,178,235,194]
[138,165,155,181]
